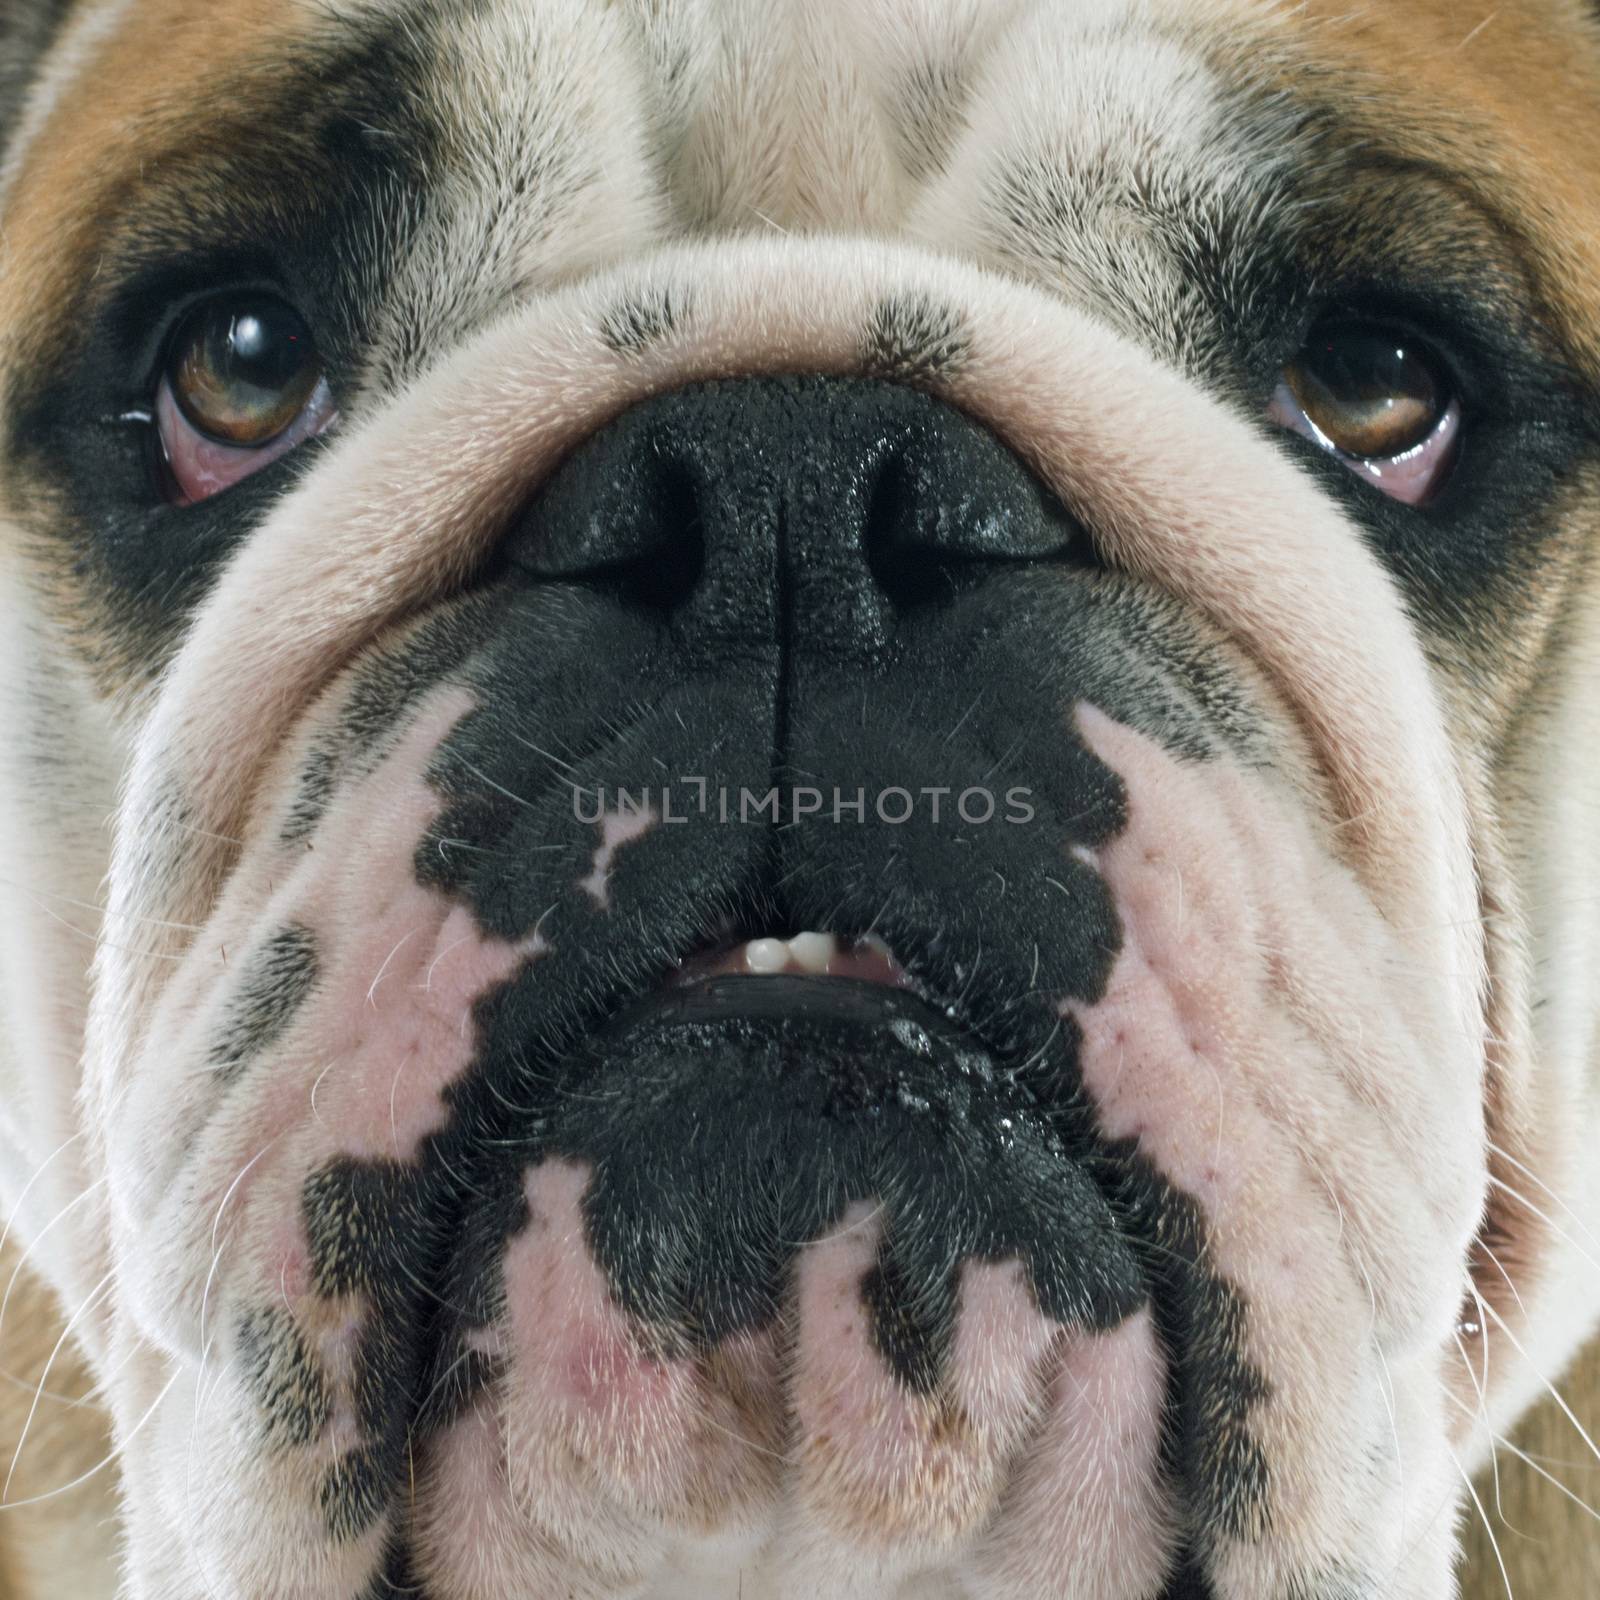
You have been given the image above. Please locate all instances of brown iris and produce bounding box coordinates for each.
[1284,325,1445,459]
[169,295,323,446]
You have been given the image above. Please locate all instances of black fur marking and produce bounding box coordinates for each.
[883,52,980,188]
[303,1160,444,1303]
[281,595,485,845]
[599,287,686,355]
[552,977,1144,1382]
[236,1305,333,1450]
[211,924,318,1083]
[413,1341,502,1436]
[860,1247,949,1394]
[301,1157,456,1540]
[360,1537,431,1599]
[861,292,973,384]
[284,748,337,848]
[320,1445,390,1545]
[1110,1144,1272,1546]
[1159,1555,1219,1600]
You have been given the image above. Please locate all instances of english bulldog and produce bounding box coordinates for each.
[0,2,1598,1597]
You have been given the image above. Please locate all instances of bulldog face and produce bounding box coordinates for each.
[2,2,1600,1597]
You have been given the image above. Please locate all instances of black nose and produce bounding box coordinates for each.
[512,376,1080,665]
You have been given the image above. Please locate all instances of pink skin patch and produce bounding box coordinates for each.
[580,804,658,907]
[788,1208,1055,1553]
[1065,705,1475,1576]
[296,893,542,1165]
[967,1312,1174,1600]
[428,1185,1178,1598]
[496,1161,783,1539]
[413,1394,653,1600]
[118,684,546,1356]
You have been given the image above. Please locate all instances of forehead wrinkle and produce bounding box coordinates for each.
[905,3,1307,383]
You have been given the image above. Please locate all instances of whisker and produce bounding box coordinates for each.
[1447,1440,1515,1600]
[0,876,204,933]
[1445,1390,1600,1527]
[3,893,187,962]
[367,927,422,1007]
[200,1143,279,1355]
[1476,1240,1529,1322]
[0,1179,108,1356]
[1486,1140,1600,1256]
[1482,1301,1600,1473]
[1485,1175,1600,1283]
[0,1130,85,1268]
[1455,1293,1504,1526]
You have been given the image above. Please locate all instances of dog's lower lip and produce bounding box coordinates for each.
[604,972,940,1036]
[585,972,985,1077]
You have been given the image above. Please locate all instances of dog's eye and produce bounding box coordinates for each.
[155,294,336,504]
[1269,323,1459,506]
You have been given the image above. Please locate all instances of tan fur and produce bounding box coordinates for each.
[0,1242,116,1599]
[0,0,321,372]
[1459,1330,1600,1597]
[1277,1,1600,383]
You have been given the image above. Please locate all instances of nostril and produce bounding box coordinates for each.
[612,458,705,612]
[511,415,706,612]
[864,413,1086,612]
[508,376,1086,633]
[865,451,966,610]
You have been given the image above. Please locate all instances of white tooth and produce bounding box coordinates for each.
[745,937,790,974]
[787,932,836,973]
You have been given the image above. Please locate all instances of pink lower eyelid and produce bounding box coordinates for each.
[156,377,337,506]
[1339,400,1461,507]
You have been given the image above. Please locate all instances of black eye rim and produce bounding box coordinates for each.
[162,289,326,450]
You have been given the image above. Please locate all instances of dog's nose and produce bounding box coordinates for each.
[512,376,1080,662]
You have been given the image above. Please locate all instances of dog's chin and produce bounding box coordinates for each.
[100,579,1481,1598]
[549,962,1143,1344]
